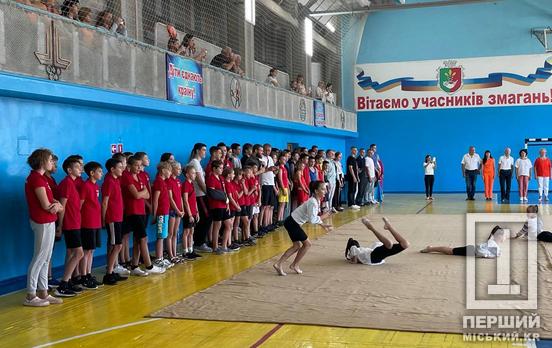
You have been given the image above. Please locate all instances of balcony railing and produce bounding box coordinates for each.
[0,1,356,132]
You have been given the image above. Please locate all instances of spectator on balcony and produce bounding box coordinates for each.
[181,34,207,62]
[231,54,244,77]
[42,0,59,14]
[325,83,335,104]
[290,80,298,92]
[111,17,127,36]
[295,75,308,96]
[210,47,235,71]
[96,10,113,30]
[167,37,181,54]
[60,0,79,20]
[315,81,326,100]
[266,68,280,88]
[77,7,92,25]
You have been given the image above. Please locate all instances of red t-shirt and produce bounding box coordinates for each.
[138,170,152,210]
[303,166,311,185]
[181,179,198,216]
[279,165,289,189]
[236,179,246,206]
[152,175,170,216]
[167,177,183,211]
[101,174,123,223]
[80,179,101,229]
[121,171,146,216]
[205,160,213,178]
[225,159,234,169]
[246,177,257,206]
[58,176,81,230]
[226,180,239,211]
[45,175,58,200]
[74,176,85,192]
[535,157,551,177]
[25,170,57,224]
[315,165,324,181]
[206,174,227,209]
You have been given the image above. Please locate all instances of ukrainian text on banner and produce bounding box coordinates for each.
[314,100,326,127]
[355,54,552,112]
[166,54,204,106]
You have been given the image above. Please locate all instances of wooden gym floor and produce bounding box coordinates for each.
[0,193,546,348]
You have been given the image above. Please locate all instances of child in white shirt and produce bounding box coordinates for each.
[420,225,505,258]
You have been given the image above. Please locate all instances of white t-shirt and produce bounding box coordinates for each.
[365,157,375,178]
[347,242,385,265]
[189,158,206,197]
[461,153,481,170]
[265,75,279,87]
[335,160,343,175]
[475,239,500,258]
[515,158,533,176]
[424,162,435,175]
[291,197,322,226]
[498,155,514,170]
[260,155,275,186]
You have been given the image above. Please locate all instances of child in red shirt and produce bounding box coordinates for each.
[277,154,289,224]
[79,161,103,289]
[152,161,172,268]
[101,158,126,285]
[223,168,241,251]
[206,160,230,254]
[167,161,184,264]
[182,164,200,260]
[56,157,84,297]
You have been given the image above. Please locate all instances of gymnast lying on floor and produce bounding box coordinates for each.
[345,217,410,265]
[420,225,505,258]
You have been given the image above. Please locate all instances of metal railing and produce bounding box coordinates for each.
[0,1,356,132]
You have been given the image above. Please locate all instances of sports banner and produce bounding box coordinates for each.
[166,54,204,106]
[355,54,552,112]
[314,100,326,127]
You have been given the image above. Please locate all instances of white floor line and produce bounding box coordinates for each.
[32,318,161,348]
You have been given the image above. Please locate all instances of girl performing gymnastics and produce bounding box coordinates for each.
[420,225,505,258]
[345,217,410,265]
[273,181,332,276]
[513,205,552,242]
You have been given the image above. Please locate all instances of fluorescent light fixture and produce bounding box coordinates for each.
[245,0,255,25]
[325,21,335,33]
[304,18,313,56]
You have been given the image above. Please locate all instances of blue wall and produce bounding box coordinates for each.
[351,0,552,192]
[0,72,355,291]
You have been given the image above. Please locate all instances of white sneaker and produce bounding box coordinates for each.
[161,259,173,269]
[131,267,149,277]
[148,265,166,274]
[114,264,130,276]
[331,208,337,213]
[45,295,63,304]
[23,296,49,307]
[351,205,361,210]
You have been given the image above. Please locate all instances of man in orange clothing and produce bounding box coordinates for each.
[534,148,551,203]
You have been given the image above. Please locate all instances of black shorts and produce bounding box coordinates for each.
[182,215,197,229]
[370,243,405,264]
[538,231,552,242]
[452,245,476,256]
[284,216,307,242]
[63,229,82,249]
[124,215,147,239]
[81,228,98,250]
[107,221,123,245]
[261,185,276,206]
[211,208,231,222]
[240,205,252,218]
[95,229,102,248]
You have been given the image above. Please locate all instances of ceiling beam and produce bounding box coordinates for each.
[309,0,501,17]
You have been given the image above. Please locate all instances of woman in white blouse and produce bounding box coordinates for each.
[423,155,436,200]
[273,181,333,276]
[345,217,410,266]
[516,149,532,203]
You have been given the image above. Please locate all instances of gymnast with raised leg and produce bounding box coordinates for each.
[420,225,505,258]
[273,181,333,276]
[345,217,410,265]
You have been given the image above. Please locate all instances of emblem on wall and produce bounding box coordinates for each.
[34,21,71,81]
[437,60,463,94]
[230,77,241,109]
[299,98,306,121]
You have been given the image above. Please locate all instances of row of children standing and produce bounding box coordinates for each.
[23,143,343,306]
